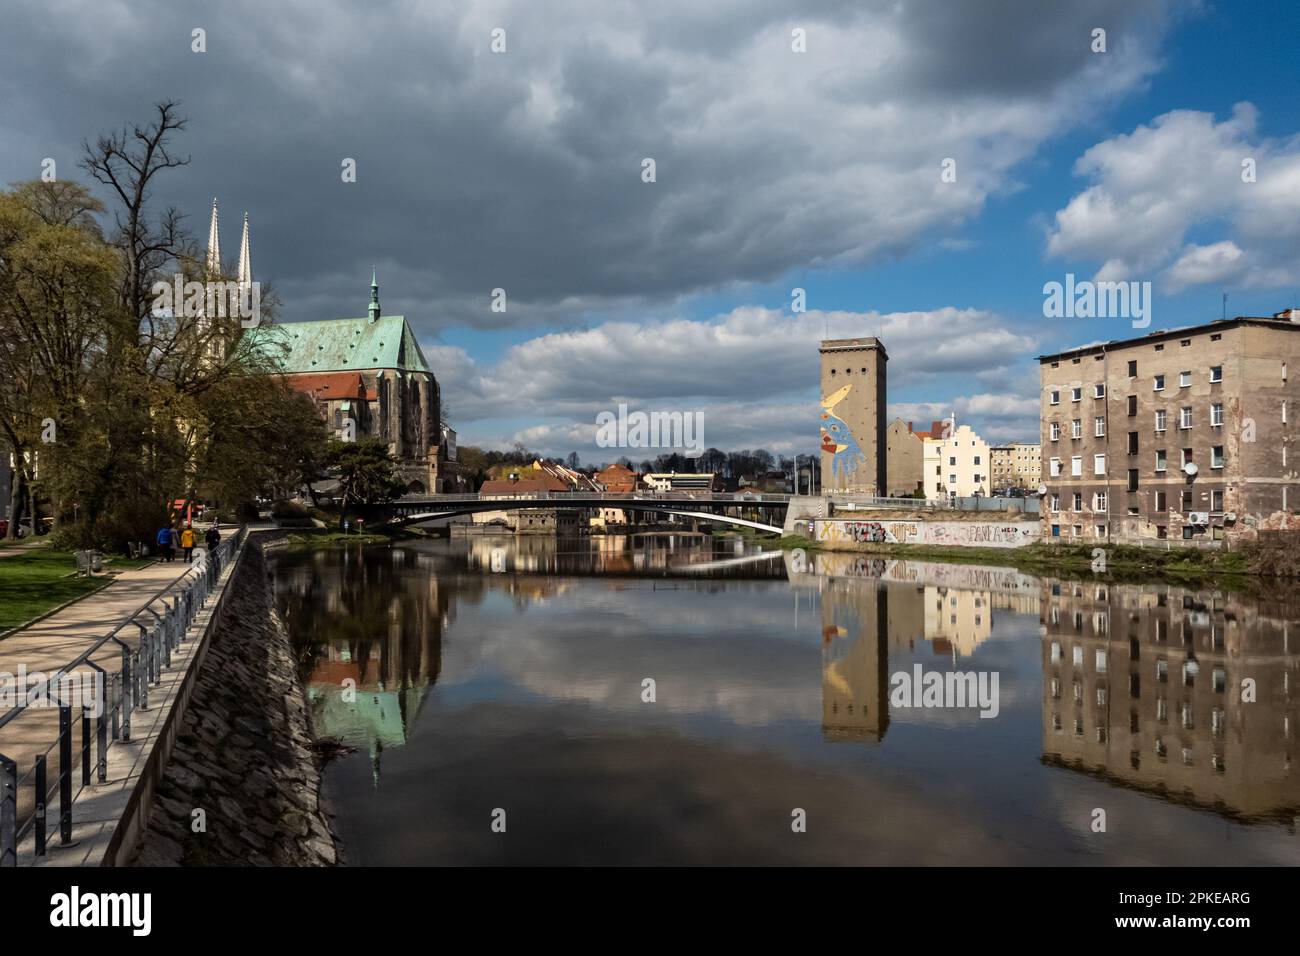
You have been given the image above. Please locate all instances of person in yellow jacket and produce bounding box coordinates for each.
[180,525,196,562]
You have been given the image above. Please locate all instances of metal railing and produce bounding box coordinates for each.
[394,491,795,505]
[0,527,246,867]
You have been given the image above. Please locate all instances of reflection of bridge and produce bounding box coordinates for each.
[363,492,790,534]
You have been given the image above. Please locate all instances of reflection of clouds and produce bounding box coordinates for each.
[443,580,824,728]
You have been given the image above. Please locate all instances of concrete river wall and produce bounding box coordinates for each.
[132,539,339,866]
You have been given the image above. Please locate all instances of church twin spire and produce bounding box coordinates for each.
[205,197,252,286]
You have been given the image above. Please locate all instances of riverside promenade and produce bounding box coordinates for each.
[0,537,248,866]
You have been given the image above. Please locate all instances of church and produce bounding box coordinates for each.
[207,200,461,493]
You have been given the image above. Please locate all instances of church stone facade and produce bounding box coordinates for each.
[254,274,458,493]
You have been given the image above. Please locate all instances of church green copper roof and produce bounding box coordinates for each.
[250,313,431,374]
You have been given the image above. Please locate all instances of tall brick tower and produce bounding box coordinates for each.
[819,337,887,495]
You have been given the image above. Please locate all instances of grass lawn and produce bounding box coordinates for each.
[0,551,153,633]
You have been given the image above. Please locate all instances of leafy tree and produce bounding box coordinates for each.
[326,438,405,514]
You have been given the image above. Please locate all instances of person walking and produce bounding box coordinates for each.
[156,524,174,562]
[180,524,196,562]
[205,522,221,576]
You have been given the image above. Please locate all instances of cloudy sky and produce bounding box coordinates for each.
[3,0,1299,459]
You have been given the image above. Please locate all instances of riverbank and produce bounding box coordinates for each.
[133,540,339,865]
[778,535,1262,585]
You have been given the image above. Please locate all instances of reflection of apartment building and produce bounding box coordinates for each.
[821,579,890,742]
[923,423,991,500]
[990,442,1041,492]
[1040,579,1300,819]
[1039,311,1300,545]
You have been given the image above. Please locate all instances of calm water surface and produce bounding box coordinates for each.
[268,534,1300,865]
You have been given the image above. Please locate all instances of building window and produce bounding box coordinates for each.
[1155,491,1167,512]
[1211,402,1223,426]
[974,455,981,466]
[1071,456,1082,476]
[1155,449,1166,472]
[1127,432,1138,454]
[1072,419,1082,439]
[1181,448,1194,468]
[1155,409,1166,432]
[1127,394,1137,416]
[1211,489,1223,512]
[1094,454,1106,475]
[1072,387,1082,402]
[1154,374,1165,391]
[1210,365,1222,383]
[1072,492,1082,511]
[1179,407,1192,429]
[1180,371,1191,387]
[1094,491,1107,511]
[1050,390,1060,405]
[1049,457,1061,476]
[1211,446,1224,469]
[1050,422,1060,442]
[1094,383,1105,398]
[949,456,956,466]
[1128,469,1139,492]
[1127,359,1137,377]
[1095,417,1106,437]
[1050,494,1060,513]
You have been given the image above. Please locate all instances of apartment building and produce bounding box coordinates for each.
[1039,311,1300,545]
[923,423,991,500]
[990,442,1041,493]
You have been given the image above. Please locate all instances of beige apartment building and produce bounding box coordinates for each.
[1039,311,1300,545]
[990,442,1041,493]
[923,423,991,500]
[820,338,888,496]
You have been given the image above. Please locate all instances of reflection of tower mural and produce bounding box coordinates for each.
[1040,579,1300,820]
[821,578,890,742]
[819,337,887,495]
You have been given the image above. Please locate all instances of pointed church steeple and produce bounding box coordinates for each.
[237,212,252,287]
[368,267,381,323]
[205,198,221,276]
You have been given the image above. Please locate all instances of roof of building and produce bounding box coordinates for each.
[284,372,377,401]
[480,477,571,495]
[906,419,946,440]
[1037,312,1300,363]
[250,313,431,374]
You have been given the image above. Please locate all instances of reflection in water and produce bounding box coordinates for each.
[1040,579,1300,821]
[269,535,1300,864]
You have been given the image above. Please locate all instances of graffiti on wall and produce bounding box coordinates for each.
[815,518,1039,549]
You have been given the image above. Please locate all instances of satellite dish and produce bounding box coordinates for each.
[1183,462,1199,476]
[1037,484,1048,496]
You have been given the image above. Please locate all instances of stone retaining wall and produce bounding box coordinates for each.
[132,540,338,865]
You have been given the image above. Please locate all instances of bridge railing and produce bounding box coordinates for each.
[0,527,246,867]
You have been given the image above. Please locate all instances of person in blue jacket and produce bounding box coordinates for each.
[156,524,175,562]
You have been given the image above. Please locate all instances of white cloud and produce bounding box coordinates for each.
[1047,104,1300,291]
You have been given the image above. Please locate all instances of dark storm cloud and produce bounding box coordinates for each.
[0,0,1180,338]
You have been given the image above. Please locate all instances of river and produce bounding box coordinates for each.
[267,534,1300,865]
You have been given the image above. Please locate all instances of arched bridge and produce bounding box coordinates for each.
[360,492,791,534]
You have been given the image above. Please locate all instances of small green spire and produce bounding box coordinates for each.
[368,267,380,323]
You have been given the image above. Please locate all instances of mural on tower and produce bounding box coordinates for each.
[820,385,867,488]
[818,337,888,496]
